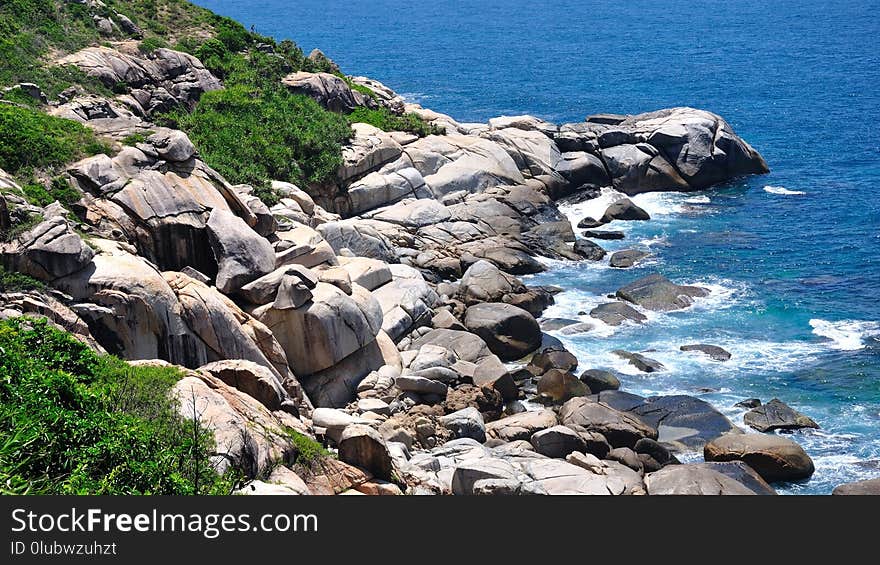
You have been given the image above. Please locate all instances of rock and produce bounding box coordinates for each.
[616,274,709,312]
[527,348,579,376]
[626,394,740,452]
[743,399,820,432]
[612,350,665,373]
[645,464,765,495]
[832,478,880,495]
[577,217,606,229]
[699,461,778,495]
[318,267,352,294]
[559,397,657,448]
[338,256,392,291]
[372,269,439,341]
[147,130,196,162]
[634,438,676,468]
[439,407,486,443]
[253,282,382,377]
[317,219,398,263]
[371,198,451,228]
[607,447,644,473]
[485,410,559,442]
[0,217,94,281]
[609,249,651,268]
[589,302,647,326]
[443,385,504,421]
[538,318,579,332]
[395,375,448,397]
[282,71,374,112]
[410,328,516,401]
[704,433,815,483]
[464,302,542,361]
[338,425,394,480]
[735,398,762,409]
[537,369,591,403]
[171,367,300,478]
[357,398,391,416]
[679,343,731,361]
[582,230,625,240]
[451,458,520,495]
[206,209,275,294]
[457,260,525,305]
[530,425,588,458]
[238,264,318,305]
[579,369,621,392]
[600,198,650,222]
[573,239,607,261]
[199,359,287,411]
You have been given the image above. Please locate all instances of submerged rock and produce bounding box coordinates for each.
[612,350,665,373]
[743,399,820,432]
[680,343,732,361]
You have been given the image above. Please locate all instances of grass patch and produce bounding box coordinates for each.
[285,428,330,469]
[0,104,111,176]
[121,130,154,146]
[0,317,236,494]
[20,176,81,208]
[0,266,45,292]
[348,106,444,137]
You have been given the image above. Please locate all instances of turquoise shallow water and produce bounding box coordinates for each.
[196,0,880,493]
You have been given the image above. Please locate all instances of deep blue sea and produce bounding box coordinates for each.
[196,0,880,493]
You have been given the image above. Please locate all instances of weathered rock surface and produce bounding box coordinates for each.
[680,343,732,361]
[338,424,394,480]
[743,399,820,433]
[579,369,621,392]
[616,274,709,312]
[282,71,376,113]
[645,463,774,495]
[590,302,647,326]
[0,217,94,281]
[832,477,880,495]
[609,249,651,268]
[206,209,275,294]
[464,302,542,361]
[704,433,815,483]
[612,350,665,373]
[559,397,658,448]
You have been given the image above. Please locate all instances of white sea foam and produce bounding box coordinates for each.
[558,186,627,226]
[809,319,880,351]
[631,192,686,216]
[684,195,711,204]
[763,185,806,195]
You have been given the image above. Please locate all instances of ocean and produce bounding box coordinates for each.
[195,0,880,493]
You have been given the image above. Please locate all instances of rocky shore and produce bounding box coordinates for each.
[6,30,869,495]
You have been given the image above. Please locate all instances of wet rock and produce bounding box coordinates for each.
[600,198,650,222]
[527,348,579,376]
[743,398,820,432]
[579,369,620,392]
[616,274,709,312]
[582,230,625,240]
[609,249,651,268]
[735,398,762,409]
[573,239,607,261]
[680,343,732,361]
[589,302,647,326]
[612,350,665,373]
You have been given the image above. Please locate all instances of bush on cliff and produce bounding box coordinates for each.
[0,104,111,176]
[0,318,235,494]
[162,85,352,192]
[348,107,445,137]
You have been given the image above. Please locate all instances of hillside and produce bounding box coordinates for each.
[0,0,785,496]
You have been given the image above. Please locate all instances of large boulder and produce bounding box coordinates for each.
[457,260,526,304]
[372,266,439,341]
[199,359,288,412]
[559,397,657,448]
[589,302,647,326]
[634,395,740,452]
[439,407,486,443]
[282,71,375,113]
[600,198,650,222]
[536,369,591,403]
[645,462,775,495]
[338,424,394,480]
[530,426,588,458]
[579,369,620,393]
[612,350,665,373]
[0,217,94,281]
[743,399,820,433]
[252,282,383,376]
[464,302,542,361]
[206,208,275,294]
[832,478,880,495]
[485,410,558,442]
[616,274,709,312]
[609,249,651,268]
[704,433,815,483]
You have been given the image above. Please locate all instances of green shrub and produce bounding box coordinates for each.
[164,85,352,188]
[121,130,153,146]
[138,36,168,54]
[0,317,235,494]
[0,212,43,243]
[0,266,45,292]
[348,106,444,137]
[286,428,330,469]
[0,104,111,176]
[21,176,81,207]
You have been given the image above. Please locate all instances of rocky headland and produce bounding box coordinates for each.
[3,0,856,496]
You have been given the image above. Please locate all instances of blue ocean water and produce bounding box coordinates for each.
[196,0,880,493]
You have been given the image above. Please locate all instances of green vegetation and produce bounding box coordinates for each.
[0,265,45,292]
[286,428,330,469]
[0,317,236,494]
[121,130,154,146]
[0,212,43,243]
[349,106,445,137]
[162,85,352,191]
[21,176,82,207]
[0,104,110,176]
[137,36,168,54]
